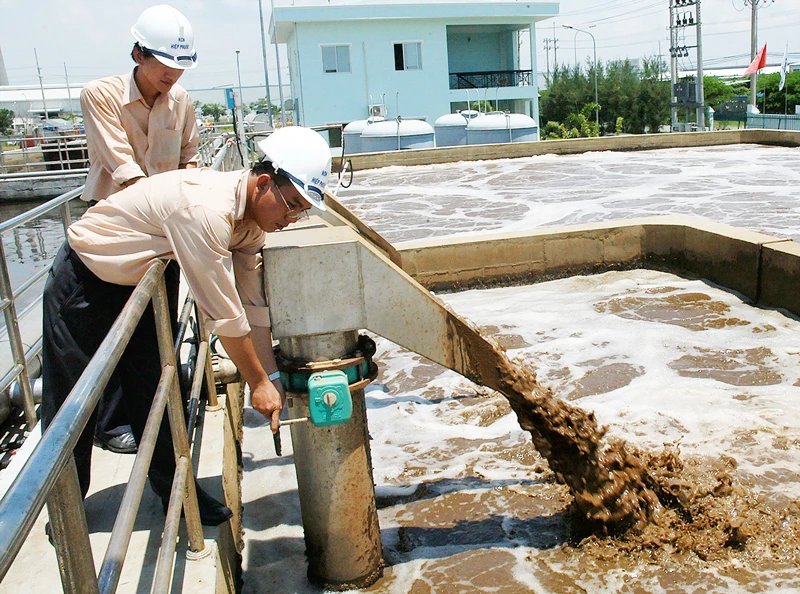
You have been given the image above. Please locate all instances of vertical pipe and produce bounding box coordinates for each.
[283,331,383,590]
[151,277,206,553]
[0,241,36,428]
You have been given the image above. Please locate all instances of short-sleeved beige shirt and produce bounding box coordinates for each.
[80,71,200,202]
[67,168,268,338]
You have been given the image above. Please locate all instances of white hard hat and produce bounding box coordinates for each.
[257,127,331,211]
[131,4,198,70]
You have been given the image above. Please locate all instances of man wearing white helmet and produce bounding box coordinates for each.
[79,4,200,454]
[42,126,332,527]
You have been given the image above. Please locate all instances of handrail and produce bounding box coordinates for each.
[0,261,166,576]
[0,185,84,429]
[0,259,216,592]
[0,185,84,234]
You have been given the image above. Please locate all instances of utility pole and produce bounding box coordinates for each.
[749,0,758,108]
[33,48,48,122]
[63,63,75,119]
[743,1,775,110]
[270,0,287,126]
[258,0,275,128]
[552,23,558,67]
[543,38,551,82]
[696,0,705,129]
[668,0,704,131]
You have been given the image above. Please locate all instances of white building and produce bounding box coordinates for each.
[271,0,559,127]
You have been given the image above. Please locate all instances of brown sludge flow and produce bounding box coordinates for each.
[446,314,800,561]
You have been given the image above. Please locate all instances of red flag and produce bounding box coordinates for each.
[744,44,767,77]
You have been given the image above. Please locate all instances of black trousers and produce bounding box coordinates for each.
[41,242,180,498]
[94,262,180,441]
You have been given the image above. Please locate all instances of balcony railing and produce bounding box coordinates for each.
[449,69,533,90]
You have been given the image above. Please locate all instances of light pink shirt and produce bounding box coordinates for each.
[80,71,200,202]
[67,168,269,338]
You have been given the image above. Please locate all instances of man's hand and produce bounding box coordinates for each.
[250,377,285,433]
[217,332,286,433]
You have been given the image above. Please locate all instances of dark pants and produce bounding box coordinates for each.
[94,261,180,441]
[41,242,180,498]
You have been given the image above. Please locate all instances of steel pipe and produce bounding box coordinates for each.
[152,281,205,553]
[97,366,173,593]
[284,331,383,590]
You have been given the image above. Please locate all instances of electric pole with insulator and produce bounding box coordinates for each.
[743,0,776,110]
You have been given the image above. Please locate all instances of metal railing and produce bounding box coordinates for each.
[449,69,533,90]
[1,133,89,174]
[0,187,81,428]
[0,133,236,592]
[0,261,215,592]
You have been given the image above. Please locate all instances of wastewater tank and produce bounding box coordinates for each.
[466,113,539,145]
[343,117,384,155]
[360,119,435,153]
[433,110,482,147]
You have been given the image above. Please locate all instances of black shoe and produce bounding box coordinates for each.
[93,431,138,454]
[158,482,232,527]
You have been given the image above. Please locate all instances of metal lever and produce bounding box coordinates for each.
[272,417,310,456]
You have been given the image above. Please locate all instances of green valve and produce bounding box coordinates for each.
[307,370,352,427]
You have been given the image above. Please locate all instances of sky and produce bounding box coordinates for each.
[0,0,798,105]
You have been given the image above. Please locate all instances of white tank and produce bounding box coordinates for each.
[360,119,435,152]
[433,111,482,147]
[466,113,539,145]
[343,116,384,155]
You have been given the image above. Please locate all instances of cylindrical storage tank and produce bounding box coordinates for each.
[342,119,370,155]
[360,119,435,153]
[434,112,471,147]
[466,113,539,145]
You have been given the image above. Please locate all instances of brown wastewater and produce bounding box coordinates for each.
[351,271,800,594]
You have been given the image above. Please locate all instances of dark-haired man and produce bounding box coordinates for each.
[79,4,200,453]
[42,126,333,526]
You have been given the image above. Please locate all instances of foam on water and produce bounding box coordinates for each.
[339,145,800,243]
[332,146,800,592]
[362,271,800,592]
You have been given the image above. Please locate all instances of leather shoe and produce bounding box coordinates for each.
[93,431,138,454]
[158,481,232,527]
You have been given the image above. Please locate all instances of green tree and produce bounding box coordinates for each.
[703,76,736,111]
[249,97,282,117]
[201,102,226,122]
[758,71,800,115]
[0,109,14,134]
[541,56,670,135]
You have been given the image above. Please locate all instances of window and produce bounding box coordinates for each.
[321,45,351,73]
[393,42,422,71]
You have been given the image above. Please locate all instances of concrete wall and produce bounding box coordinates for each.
[396,214,800,319]
[335,129,800,172]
